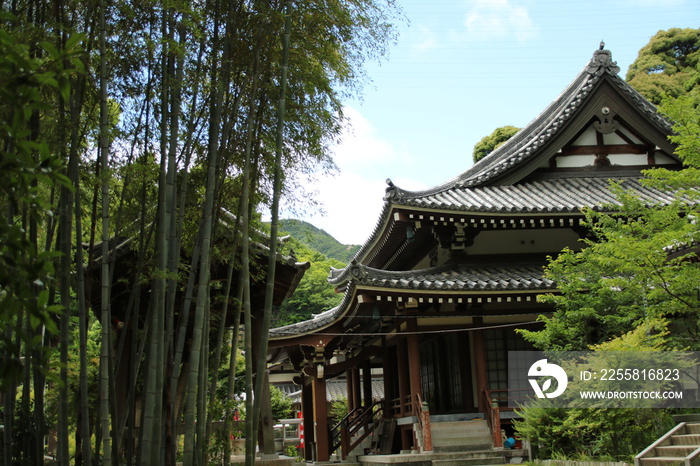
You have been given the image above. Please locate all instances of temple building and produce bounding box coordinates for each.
[267,46,682,462]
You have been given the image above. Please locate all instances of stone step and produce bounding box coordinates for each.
[430,421,490,434]
[638,457,686,466]
[671,434,700,446]
[433,444,494,453]
[432,456,505,466]
[424,420,493,452]
[432,435,493,446]
[655,444,699,457]
[431,428,492,439]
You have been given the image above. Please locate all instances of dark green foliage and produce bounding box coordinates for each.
[279,219,360,262]
[626,28,700,105]
[472,125,520,163]
[270,385,293,421]
[515,404,674,460]
[330,396,348,425]
[275,235,346,326]
[516,93,700,461]
[0,23,82,391]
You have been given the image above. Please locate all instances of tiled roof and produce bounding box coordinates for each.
[346,49,674,267]
[384,176,682,214]
[384,48,671,197]
[270,296,353,338]
[271,262,553,338]
[330,262,554,291]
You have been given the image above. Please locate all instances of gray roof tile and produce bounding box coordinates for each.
[383,48,671,202]
[271,263,553,338]
[386,176,680,214]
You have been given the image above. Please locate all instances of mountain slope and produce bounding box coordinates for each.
[279,219,360,263]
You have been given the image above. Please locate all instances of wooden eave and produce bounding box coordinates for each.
[359,205,588,270]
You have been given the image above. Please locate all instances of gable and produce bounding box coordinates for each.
[451,48,679,188]
[521,78,680,178]
[341,48,684,269]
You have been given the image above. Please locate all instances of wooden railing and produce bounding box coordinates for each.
[480,389,529,448]
[391,394,413,416]
[330,400,383,460]
[481,389,502,448]
[413,393,432,452]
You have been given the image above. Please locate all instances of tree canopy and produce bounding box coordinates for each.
[516,91,700,462]
[0,1,400,464]
[626,27,700,105]
[472,125,520,163]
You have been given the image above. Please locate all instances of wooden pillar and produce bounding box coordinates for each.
[312,372,329,461]
[460,333,476,411]
[406,319,431,452]
[350,366,361,413]
[301,380,314,461]
[405,320,422,401]
[382,337,395,414]
[346,369,355,413]
[472,316,488,412]
[396,336,409,417]
[396,335,413,450]
[362,360,373,408]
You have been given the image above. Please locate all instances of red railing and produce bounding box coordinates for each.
[413,393,432,452]
[480,389,529,448]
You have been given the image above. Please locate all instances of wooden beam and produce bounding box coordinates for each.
[323,345,383,379]
[394,211,410,222]
[560,143,648,156]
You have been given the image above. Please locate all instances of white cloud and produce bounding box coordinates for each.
[332,106,399,170]
[304,171,386,246]
[293,107,426,246]
[464,0,537,42]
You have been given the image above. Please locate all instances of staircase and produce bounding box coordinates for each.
[409,419,526,466]
[429,420,493,453]
[635,422,700,466]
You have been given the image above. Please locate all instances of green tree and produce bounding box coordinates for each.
[269,384,293,421]
[521,92,700,352]
[275,243,345,326]
[515,321,676,460]
[626,27,700,105]
[516,93,700,461]
[472,125,520,163]
[0,0,400,463]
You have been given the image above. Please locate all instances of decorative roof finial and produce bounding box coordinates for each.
[587,43,619,77]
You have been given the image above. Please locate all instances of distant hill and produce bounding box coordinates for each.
[279,219,360,263]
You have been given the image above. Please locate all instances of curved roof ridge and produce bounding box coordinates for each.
[329,262,456,287]
[269,282,358,338]
[271,261,554,338]
[383,47,671,201]
[341,199,394,265]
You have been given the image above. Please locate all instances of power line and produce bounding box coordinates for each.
[272,320,542,338]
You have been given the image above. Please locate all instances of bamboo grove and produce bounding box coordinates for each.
[0,0,399,464]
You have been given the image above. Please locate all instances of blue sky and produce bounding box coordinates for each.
[290,0,700,246]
